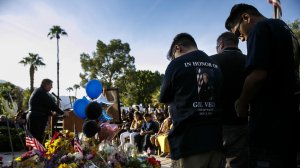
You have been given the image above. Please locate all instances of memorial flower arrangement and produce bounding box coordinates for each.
[14,80,161,167]
[14,130,161,168]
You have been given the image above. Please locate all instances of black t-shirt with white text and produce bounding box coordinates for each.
[160,50,223,160]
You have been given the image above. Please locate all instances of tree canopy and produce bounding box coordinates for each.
[115,70,163,106]
[19,53,45,93]
[288,19,300,43]
[73,84,80,98]
[47,25,68,40]
[79,39,135,88]
[0,82,24,117]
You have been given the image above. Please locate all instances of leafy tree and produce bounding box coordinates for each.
[79,39,135,88]
[116,70,163,106]
[150,87,164,108]
[0,82,25,151]
[19,53,45,93]
[22,88,31,110]
[0,82,24,117]
[47,25,68,102]
[73,84,80,99]
[288,19,300,43]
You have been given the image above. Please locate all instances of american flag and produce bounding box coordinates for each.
[25,136,46,152]
[74,129,83,154]
[268,0,282,19]
[74,137,83,154]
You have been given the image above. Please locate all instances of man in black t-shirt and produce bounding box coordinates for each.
[159,33,223,167]
[225,4,300,167]
[211,32,248,168]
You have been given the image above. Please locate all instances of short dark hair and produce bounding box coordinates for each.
[41,78,53,87]
[167,33,197,60]
[143,113,152,118]
[217,32,239,46]
[134,111,141,117]
[225,3,263,31]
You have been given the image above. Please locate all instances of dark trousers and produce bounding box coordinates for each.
[26,113,48,143]
[134,133,154,152]
[142,134,154,151]
[223,125,248,168]
[250,148,297,168]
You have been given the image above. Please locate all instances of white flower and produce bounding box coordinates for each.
[67,153,73,158]
[74,152,83,160]
[98,142,107,151]
[103,145,115,154]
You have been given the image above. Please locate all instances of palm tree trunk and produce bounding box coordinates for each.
[75,89,77,99]
[30,65,34,93]
[57,38,60,107]
[52,38,60,136]
[68,91,72,107]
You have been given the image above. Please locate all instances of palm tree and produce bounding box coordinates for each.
[66,87,73,107]
[73,84,80,99]
[47,25,68,105]
[19,53,46,93]
[66,87,73,96]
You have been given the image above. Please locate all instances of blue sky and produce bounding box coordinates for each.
[0,0,299,97]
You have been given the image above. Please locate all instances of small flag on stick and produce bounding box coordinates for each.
[25,136,46,152]
[74,124,83,154]
[267,0,282,19]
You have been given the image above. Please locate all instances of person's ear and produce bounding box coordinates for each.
[174,45,180,51]
[241,13,251,23]
[176,45,183,53]
[220,40,224,50]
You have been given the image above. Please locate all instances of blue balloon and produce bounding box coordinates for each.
[73,97,90,119]
[86,80,103,99]
[82,96,90,103]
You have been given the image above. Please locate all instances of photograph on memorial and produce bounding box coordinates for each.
[104,88,122,124]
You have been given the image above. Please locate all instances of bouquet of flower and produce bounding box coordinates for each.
[15,130,161,168]
[85,140,161,168]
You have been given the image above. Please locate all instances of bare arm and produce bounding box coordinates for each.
[129,120,136,130]
[235,69,267,117]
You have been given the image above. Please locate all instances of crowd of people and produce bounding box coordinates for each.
[118,105,172,158]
